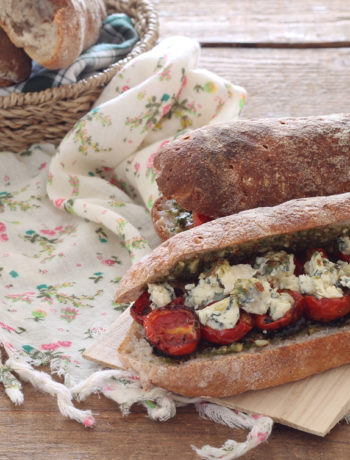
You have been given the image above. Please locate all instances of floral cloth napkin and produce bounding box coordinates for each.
[0,36,273,458]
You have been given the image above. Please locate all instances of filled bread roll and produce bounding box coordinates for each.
[113,193,350,397]
[0,0,107,70]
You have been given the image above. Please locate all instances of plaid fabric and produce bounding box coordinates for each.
[0,14,138,96]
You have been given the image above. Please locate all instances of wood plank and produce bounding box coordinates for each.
[211,365,350,437]
[1,381,350,460]
[83,307,132,369]
[199,47,350,118]
[154,0,350,45]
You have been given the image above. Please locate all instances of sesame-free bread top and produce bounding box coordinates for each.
[154,114,350,218]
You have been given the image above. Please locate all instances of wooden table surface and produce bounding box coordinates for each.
[2,1,350,459]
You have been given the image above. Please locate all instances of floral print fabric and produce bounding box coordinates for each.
[0,37,246,396]
[0,36,272,459]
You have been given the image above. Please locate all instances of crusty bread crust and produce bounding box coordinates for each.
[154,114,350,218]
[0,27,31,87]
[115,192,350,303]
[0,0,106,70]
[118,321,350,397]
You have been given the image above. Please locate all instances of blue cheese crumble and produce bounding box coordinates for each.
[299,251,343,299]
[255,250,299,291]
[197,296,240,330]
[185,260,256,308]
[234,278,272,315]
[269,291,294,320]
[234,278,294,320]
[148,282,175,308]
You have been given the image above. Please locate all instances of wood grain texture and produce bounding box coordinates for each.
[199,47,350,118]
[153,0,350,45]
[1,381,350,460]
[211,365,350,436]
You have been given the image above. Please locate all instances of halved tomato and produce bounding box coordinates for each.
[255,290,304,331]
[143,306,201,356]
[130,291,152,325]
[304,294,350,322]
[337,251,350,263]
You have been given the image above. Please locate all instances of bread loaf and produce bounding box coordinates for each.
[154,114,350,220]
[0,0,107,70]
[0,26,31,87]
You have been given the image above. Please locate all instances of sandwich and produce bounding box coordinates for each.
[151,114,350,240]
[115,193,350,397]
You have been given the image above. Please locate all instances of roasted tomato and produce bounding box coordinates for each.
[130,292,185,325]
[337,252,350,263]
[193,212,213,227]
[201,310,254,345]
[304,294,350,322]
[143,306,201,356]
[255,290,305,331]
[130,291,152,325]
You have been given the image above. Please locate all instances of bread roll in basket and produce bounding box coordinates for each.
[0,0,159,152]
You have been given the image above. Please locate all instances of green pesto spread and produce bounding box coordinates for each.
[165,223,349,282]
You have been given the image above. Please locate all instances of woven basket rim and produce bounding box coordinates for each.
[0,0,158,109]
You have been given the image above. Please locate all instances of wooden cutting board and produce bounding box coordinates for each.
[83,309,350,437]
[209,367,350,436]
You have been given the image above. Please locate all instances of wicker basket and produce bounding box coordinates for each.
[0,0,159,152]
